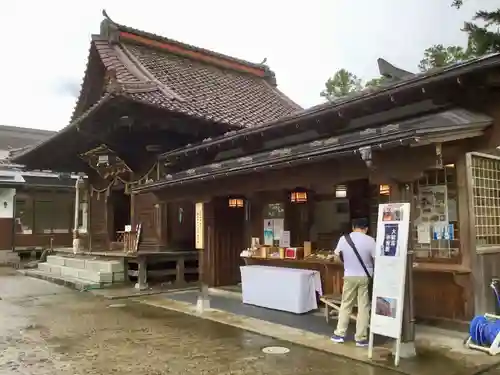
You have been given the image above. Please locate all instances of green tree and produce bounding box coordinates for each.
[418,44,471,72]
[452,0,500,55]
[365,76,390,88]
[320,69,362,101]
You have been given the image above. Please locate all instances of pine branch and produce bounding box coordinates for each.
[474,9,500,26]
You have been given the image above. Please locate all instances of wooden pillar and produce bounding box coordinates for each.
[457,154,475,270]
[244,198,252,248]
[161,202,169,249]
[130,193,136,227]
[176,257,186,286]
[460,153,481,316]
[202,200,216,287]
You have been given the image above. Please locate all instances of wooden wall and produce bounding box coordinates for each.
[89,194,109,251]
[203,198,245,287]
[0,219,12,250]
[167,201,195,250]
[11,188,74,250]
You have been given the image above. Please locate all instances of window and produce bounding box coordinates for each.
[15,198,33,234]
[34,201,55,234]
[412,166,459,260]
[34,196,72,234]
[471,154,500,246]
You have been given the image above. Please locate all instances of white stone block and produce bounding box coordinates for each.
[46,256,65,266]
[61,266,78,278]
[49,264,62,276]
[78,269,113,283]
[85,260,124,273]
[64,258,86,269]
[38,263,51,273]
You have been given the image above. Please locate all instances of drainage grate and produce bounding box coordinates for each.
[262,346,290,354]
[108,303,126,308]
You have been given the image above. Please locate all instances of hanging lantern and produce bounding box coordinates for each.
[335,185,347,198]
[290,190,308,204]
[228,198,244,208]
[379,184,390,196]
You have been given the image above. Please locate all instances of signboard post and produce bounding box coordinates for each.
[368,202,413,366]
[195,202,209,313]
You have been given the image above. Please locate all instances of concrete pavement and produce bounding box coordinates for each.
[0,268,399,374]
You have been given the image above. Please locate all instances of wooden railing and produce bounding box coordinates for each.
[115,231,138,252]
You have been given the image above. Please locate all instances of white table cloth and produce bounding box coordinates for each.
[240,265,323,314]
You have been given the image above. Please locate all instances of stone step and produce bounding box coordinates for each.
[46,255,124,273]
[38,263,115,284]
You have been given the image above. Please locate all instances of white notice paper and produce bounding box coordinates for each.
[416,223,430,244]
[279,231,291,247]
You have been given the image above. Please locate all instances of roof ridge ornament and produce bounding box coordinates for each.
[100,10,120,44]
[377,58,414,80]
[102,9,116,24]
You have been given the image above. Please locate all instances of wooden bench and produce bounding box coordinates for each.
[320,294,357,323]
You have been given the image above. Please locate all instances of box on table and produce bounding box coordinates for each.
[284,247,304,260]
[265,247,284,259]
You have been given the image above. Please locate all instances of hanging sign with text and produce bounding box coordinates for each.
[195,202,204,250]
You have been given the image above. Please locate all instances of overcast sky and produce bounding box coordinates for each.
[0,0,497,131]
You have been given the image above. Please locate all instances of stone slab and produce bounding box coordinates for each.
[38,263,62,276]
[46,255,65,266]
[78,269,113,283]
[113,272,125,282]
[19,269,102,291]
[61,266,78,278]
[38,262,113,284]
[85,259,124,273]
[64,258,86,269]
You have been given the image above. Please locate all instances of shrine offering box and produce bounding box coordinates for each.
[284,247,304,260]
[266,247,284,259]
[253,246,268,258]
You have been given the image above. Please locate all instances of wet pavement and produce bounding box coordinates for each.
[0,268,402,375]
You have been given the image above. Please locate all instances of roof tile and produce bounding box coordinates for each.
[122,42,299,127]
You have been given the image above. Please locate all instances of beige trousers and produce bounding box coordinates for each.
[334,276,371,342]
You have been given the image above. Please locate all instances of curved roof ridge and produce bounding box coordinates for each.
[100,10,276,82]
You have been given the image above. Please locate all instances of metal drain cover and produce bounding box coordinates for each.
[108,303,126,308]
[262,346,290,354]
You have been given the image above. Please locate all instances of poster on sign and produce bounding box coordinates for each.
[368,202,411,366]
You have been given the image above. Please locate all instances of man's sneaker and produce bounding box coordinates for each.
[356,340,369,347]
[330,335,345,343]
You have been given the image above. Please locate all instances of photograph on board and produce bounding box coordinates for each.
[375,297,398,318]
[381,223,399,256]
[381,204,404,222]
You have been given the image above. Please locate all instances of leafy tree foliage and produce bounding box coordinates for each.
[320,69,363,101]
[418,44,472,72]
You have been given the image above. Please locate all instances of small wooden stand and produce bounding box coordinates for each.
[320,294,357,323]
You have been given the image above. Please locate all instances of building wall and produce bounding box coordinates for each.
[0,188,15,250]
[12,188,73,250]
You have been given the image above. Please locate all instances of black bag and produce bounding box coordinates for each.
[344,233,373,301]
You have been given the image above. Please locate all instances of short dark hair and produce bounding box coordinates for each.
[352,217,369,229]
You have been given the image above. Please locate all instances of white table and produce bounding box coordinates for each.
[240,265,323,314]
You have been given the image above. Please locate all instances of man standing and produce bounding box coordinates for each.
[331,218,375,347]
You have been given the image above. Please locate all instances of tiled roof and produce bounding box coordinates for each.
[71,12,301,128]
[123,43,299,127]
[0,125,55,153]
